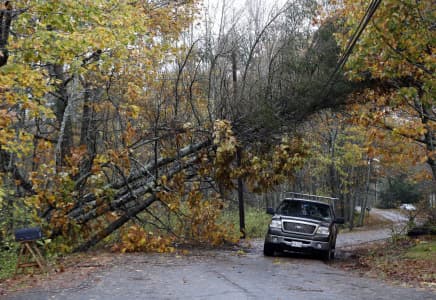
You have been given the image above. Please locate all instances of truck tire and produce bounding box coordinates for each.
[263,243,275,256]
[321,245,334,261]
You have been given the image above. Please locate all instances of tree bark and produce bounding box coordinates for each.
[422,106,436,180]
[67,142,211,224]
[0,2,13,67]
[358,160,372,227]
[237,147,245,238]
[73,151,208,251]
[78,80,100,184]
[49,65,74,169]
[73,194,157,252]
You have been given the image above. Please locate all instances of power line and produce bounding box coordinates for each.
[322,0,382,99]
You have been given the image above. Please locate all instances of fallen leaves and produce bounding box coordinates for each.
[335,236,436,292]
[0,251,116,296]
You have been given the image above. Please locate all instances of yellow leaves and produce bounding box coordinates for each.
[272,137,309,176]
[113,224,175,253]
[129,105,141,119]
[332,0,435,149]
[213,120,237,147]
[156,172,238,247]
[0,188,6,216]
[212,120,241,188]
[334,0,433,83]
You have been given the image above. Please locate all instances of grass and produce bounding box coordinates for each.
[220,207,271,238]
[0,248,17,280]
[404,240,436,260]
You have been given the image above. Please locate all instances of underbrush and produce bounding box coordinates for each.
[220,207,271,238]
[0,248,17,280]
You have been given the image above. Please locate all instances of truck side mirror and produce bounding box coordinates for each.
[334,217,345,224]
[266,207,275,215]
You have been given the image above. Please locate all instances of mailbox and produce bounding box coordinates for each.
[14,227,42,242]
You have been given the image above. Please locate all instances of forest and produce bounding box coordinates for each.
[0,0,434,254]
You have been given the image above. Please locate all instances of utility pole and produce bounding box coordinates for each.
[359,158,372,226]
[232,48,245,238]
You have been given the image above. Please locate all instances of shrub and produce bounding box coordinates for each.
[378,176,422,209]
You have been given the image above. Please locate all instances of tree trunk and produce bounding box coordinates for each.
[422,107,436,180]
[72,147,210,250]
[349,193,355,231]
[49,65,74,169]
[78,81,100,182]
[73,194,157,252]
[0,2,12,67]
[67,141,212,224]
[359,159,371,226]
[237,147,245,239]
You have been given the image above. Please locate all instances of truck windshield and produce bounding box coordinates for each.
[277,200,332,222]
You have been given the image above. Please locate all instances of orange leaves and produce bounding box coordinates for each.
[242,137,310,193]
[212,120,310,193]
[156,171,238,247]
[213,120,239,189]
[338,238,436,291]
[0,109,13,128]
[272,137,308,175]
[180,191,237,246]
[122,123,138,147]
[112,224,175,253]
[65,146,88,176]
[107,148,131,172]
[112,186,237,253]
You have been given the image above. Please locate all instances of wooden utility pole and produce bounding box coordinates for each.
[232,49,245,238]
[237,147,245,239]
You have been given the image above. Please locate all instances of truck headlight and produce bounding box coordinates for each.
[316,226,330,235]
[269,220,281,229]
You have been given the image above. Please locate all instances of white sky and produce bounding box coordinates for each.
[215,0,288,11]
[201,0,288,36]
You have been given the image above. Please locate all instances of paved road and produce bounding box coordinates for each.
[370,208,409,223]
[336,227,392,248]
[5,230,435,300]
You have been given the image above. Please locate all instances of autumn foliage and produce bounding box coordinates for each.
[1,0,433,255]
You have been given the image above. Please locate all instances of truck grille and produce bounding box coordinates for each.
[283,221,316,234]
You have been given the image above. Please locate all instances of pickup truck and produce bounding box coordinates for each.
[264,193,344,260]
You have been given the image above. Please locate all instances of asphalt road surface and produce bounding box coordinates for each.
[5,228,435,300]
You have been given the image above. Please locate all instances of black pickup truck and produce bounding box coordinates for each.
[264,193,344,260]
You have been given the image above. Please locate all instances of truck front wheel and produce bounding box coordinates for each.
[263,243,275,256]
[321,245,334,261]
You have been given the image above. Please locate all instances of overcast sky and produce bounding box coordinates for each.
[201,0,289,35]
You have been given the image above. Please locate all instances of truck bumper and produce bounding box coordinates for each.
[265,233,330,252]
